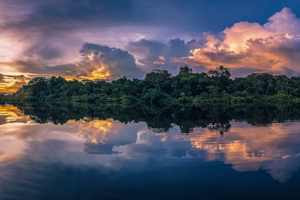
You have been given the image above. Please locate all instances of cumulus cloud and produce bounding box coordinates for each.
[175,8,300,76]
[78,43,145,80]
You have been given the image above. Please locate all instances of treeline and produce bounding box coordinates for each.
[2,66,300,105]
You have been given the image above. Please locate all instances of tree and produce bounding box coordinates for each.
[207,66,231,92]
[207,66,231,79]
[178,66,193,77]
[144,69,172,93]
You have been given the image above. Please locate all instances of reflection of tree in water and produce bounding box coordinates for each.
[173,105,233,134]
[207,122,231,135]
[142,104,173,133]
[9,102,300,133]
[246,150,266,158]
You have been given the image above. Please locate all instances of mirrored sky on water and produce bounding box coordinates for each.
[1,105,300,199]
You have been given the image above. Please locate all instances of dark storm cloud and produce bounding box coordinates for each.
[127,38,197,61]
[80,43,120,56]
[126,38,205,74]
[2,42,145,80]
[163,38,190,58]
[126,39,165,61]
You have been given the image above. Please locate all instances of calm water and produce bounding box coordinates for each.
[1,104,300,199]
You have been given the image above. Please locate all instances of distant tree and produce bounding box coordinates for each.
[178,66,193,77]
[207,66,231,79]
[144,69,172,93]
[207,66,231,92]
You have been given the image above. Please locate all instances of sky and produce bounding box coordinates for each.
[2,0,300,92]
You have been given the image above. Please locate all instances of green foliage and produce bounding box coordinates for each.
[144,69,172,93]
[3,66,300,106]
[141,88,172,105]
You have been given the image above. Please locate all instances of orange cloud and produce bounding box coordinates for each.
[176,8,300,75]
[0,74,28,93]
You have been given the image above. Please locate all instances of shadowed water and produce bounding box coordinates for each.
[1,104,300,199]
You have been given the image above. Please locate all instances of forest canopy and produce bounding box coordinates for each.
[1,66,300,106]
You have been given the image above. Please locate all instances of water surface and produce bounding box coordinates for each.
[1,104,300,199]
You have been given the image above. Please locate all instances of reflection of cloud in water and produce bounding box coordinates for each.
[177,122,300,182]
[0,105,30,125]
[1,106,300,182]
[75,119,138,145]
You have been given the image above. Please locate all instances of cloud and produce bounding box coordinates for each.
[0,0,214,34]
[126,39,165,62]
[0,42,145,92]
[0,0,242,70]
[174,8,300,76]
[76,43,145,80]
[126,38,205,74]
[2,0,144,30]
[0,0,163,76]
[264,7,300,35]
[127,38,197,62]
[0,74,29,93]
[26,45,63,60]
[0,74,6,83]
[0,0,198,66]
